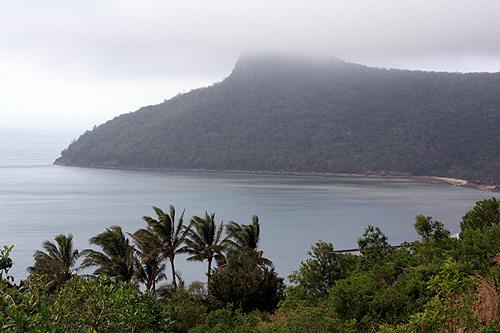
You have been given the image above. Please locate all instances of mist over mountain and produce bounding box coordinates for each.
[55,55,500,185]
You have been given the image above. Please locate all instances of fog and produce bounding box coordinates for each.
[1,1,499,130]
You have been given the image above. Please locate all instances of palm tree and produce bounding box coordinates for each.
[27,234,80,291]
[225,215,274,268]
[184,212,226,284]
[131,205,189,290]
[80,226,137,285]
[156,274,207,300]
[130,226,166,291]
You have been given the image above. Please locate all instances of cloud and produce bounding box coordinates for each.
[1,1,500,129]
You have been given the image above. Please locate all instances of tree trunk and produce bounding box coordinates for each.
[207,257,212,284]
[170,257,177,289]
[151,264,157,292]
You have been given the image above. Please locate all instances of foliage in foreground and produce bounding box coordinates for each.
[209,256,285,313]
[0,276,171,332]
[2,197,500,332]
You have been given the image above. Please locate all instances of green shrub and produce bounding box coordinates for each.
[164,295,208,332]
[288,241,356,299]
[189,304,259,333]
[257,305,357,333]
[358,225,393,270]
[2,276,172,332]
[461,197,500,231]
[209,257,285,312]
[328,273,378,322]
[406,260,478,332]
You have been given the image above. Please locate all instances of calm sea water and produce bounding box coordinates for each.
[0,128,493,284]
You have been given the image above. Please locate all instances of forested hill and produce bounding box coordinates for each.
[55,55,500,185]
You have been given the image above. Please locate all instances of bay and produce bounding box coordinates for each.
[0,127,493,284]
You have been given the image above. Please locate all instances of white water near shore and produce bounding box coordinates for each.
[0,128,494,284]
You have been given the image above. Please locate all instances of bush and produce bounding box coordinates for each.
[258,304,357,333]
[461,197,500,231]
[288,241,356,299]
[358,225,393,270]
[2,276,172,332]
[208,257,285,312]
[0,245,14,284]
[328,267,416,328]
[405,260,478,332]
[164,294,208,332]
[328,273,378,323]
[189,304,259,332]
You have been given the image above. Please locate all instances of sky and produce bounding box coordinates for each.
[2,1,500,131]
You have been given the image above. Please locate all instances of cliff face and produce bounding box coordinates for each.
[55,55,500,185]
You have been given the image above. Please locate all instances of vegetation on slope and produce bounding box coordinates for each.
[55,55,500,184]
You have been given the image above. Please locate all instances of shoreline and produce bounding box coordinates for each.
[53,162,500,193]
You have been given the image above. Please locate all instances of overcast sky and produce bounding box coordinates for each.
[2,1,500,131]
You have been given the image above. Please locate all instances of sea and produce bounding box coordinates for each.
[0,127,494,284]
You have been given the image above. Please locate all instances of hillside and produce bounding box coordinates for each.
[55,55,500,186]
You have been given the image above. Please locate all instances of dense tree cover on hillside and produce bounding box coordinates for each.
[55,55,500,185]
[2,198,500,331]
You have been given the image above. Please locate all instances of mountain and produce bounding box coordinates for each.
[55,55,500,186]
